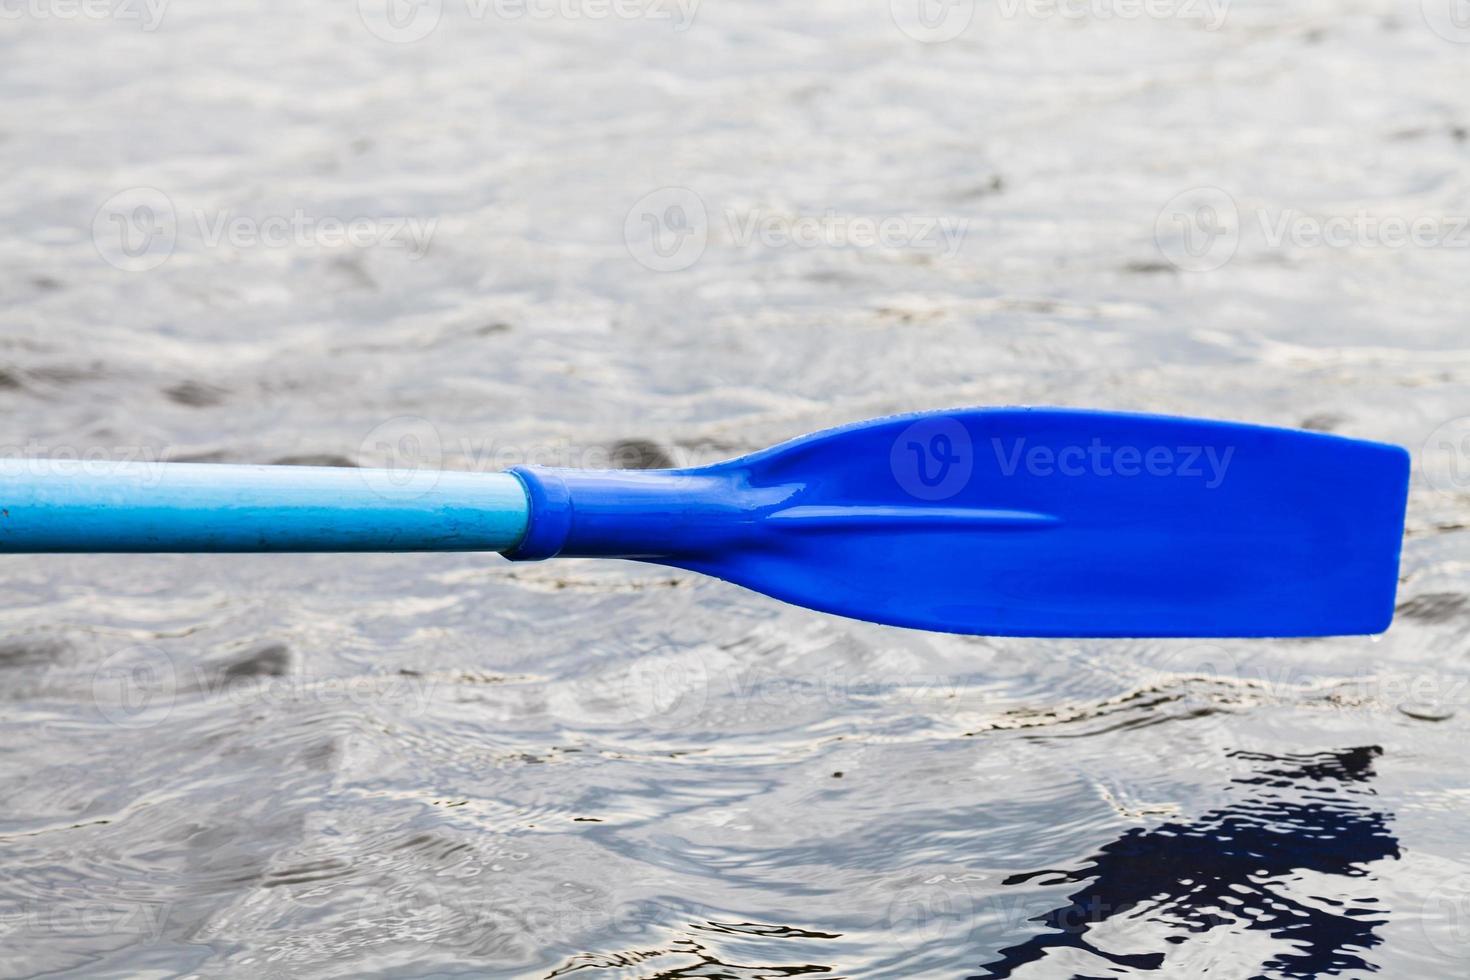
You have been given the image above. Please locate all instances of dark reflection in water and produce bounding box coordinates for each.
[974,746,1399,979]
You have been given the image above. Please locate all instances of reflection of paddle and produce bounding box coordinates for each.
[0,408,1409,637]
[977,747,1399,978]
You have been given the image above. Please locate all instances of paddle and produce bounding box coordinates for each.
[0,408,1410,637]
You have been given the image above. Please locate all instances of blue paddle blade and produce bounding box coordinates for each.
[506,408,1410,637]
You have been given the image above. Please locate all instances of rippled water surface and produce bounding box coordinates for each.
[2,1,1469,976]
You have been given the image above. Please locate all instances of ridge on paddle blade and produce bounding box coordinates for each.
[509,408,1410,637]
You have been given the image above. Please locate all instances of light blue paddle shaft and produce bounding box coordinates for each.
[0,460,529,552]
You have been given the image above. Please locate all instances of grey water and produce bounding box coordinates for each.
[2,1,1469,976]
